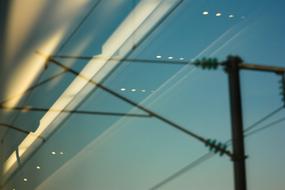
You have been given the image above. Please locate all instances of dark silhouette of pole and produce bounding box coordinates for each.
[226,56,247,190]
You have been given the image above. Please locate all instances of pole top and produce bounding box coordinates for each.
[225,55,243,65]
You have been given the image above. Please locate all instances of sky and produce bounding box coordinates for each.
[1,0,285,190]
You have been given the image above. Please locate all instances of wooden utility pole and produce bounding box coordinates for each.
[225,56,285,190]
[226,56,247,190]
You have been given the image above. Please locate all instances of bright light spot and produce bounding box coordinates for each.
[36,166,40,170]
[131,89,136,92]
[216,12,222,17]
[202,11,209,15]
[141,89,146,92]
[51,151,56,155]
[120,88,126,91]
[229,14,234,18]
[168,56,173,60]
[60,152,64,155]
[179,57,184,60]
[156,55,162,59]
[23,178,28,182]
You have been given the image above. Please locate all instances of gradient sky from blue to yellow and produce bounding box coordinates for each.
[2,0,285,189]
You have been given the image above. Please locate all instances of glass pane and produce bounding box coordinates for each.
[1,0,285,190]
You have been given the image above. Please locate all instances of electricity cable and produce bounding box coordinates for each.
[0,106,151,118]
[48,57,233,157]
[245,116,285,137]
[56,0,102,53]
[0,0,101,141]
[244,106,284,133]
[0,71,67,106]
[149,105,284,189]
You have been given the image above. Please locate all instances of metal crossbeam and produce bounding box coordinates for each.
[239,63,285,74]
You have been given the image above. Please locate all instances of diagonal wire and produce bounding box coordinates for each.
[244,105,284,133]
[149,153,214,190]
[51,55,190,65]
[56,0,102,53]
[2,1,186,180]
[47,57,233,158]
[0,70,67,106]
[0,123,45,141]
[0,123,31,135]
[0,69,66,142]
[149,105,284,189]
[0,70,67,142]
[0,106,151,118]
[2,0,101,106]
[244,116,285,137]
[0,0,101,141]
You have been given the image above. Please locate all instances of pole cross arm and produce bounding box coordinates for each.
[239,63,285,74]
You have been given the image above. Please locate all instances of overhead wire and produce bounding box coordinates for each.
[0,0,102,142]
[0,69,69,142]
[0,123,45,141]
[244,116,285,137]
[0,123,32,136]
[0,106,151,118]
[149,153,214,190]
[48,57,234,157]
[56,0,102,53]
[31,2,285,189]
[2,1,284,188]
[244,105,284,133]
[149,105,284,189]
[2,1,189,186]
[36,1,196,148]
[1,2,188,185]
[0,70,67,106]
[51,11,254,111]
[0,70,47,141]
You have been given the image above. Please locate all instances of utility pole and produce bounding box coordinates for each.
[192,55,285,190]
[225,56,247,190]
[223,56,285,190]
